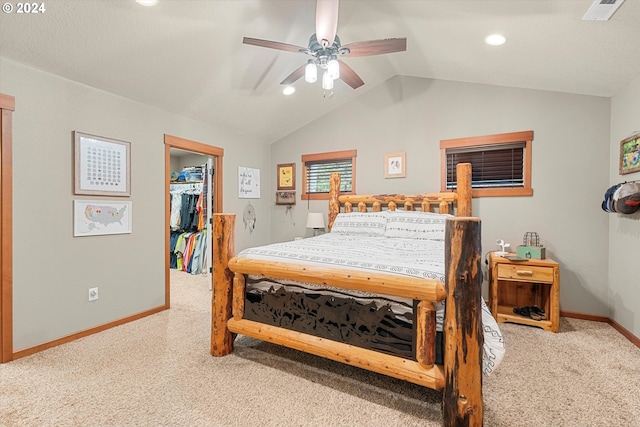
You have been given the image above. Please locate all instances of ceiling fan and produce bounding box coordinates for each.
[243,0,407,91]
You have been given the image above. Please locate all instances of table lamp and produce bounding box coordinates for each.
[306,212,325,236]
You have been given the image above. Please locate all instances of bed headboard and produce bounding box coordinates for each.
[328,162,472,231]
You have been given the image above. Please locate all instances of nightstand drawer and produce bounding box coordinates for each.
[497,264,554,283]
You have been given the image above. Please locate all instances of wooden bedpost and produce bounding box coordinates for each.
[328,172,341,231]
[442,217,483,427]
[456,163,472,217]
[415,301,436,368]
[211,213,236,357]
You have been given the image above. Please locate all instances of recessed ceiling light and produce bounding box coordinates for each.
[136,0,158,6]
[484,34,506,46]
[282,86,296,96]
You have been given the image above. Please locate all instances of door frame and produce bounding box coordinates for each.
[1,93,15,363]
[164,134,223,306]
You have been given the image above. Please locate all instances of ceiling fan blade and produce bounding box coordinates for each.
[341,38,407,57]
[338,60,364,89]
[243,37,308,54]
[315,0,339,47]
[280,64,306,85]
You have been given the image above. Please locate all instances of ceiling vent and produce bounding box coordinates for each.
[582,0,625,21]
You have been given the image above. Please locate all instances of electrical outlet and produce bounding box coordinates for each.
[88,287,99,302]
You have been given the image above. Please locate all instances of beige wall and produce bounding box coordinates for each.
[609,75,640,337]
[271,76,612,315]
[2,53,635,351]
[0,57,272,351]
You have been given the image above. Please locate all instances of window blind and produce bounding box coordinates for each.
[306,159,352,194]
[446,142,525,189]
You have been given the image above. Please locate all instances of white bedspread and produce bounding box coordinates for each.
[239,233,446,280]
[237,233,505,375]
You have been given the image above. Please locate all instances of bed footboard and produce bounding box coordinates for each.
[210,213,483,426]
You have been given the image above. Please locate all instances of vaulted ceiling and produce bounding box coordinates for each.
[1,0,639,143]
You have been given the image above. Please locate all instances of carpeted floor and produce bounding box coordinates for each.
[1,269,639,427]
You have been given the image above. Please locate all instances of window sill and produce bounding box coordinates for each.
[471,188,533,197]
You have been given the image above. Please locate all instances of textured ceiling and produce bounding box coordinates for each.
[1,0,639,144]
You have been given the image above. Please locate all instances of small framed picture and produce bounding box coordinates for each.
[619,132,640,175]
[277,163,296,190]
[384,152,406,178]
[74,131,131,196]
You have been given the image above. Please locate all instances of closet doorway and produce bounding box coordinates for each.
[164,135,223,308]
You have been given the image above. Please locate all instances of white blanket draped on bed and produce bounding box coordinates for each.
[236,211,506,376]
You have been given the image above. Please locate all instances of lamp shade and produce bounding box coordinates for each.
[305,61,317,83]
[327,57,340,80]
[306,212,325,229]
[322,71,334,90]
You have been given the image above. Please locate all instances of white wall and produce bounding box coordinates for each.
[0,58,272,351]
[271,76,612,314]
[609,75,640,337]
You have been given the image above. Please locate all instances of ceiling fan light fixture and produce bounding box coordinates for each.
[242,0,406,93]
[282,86,296,96]
[305,61,318,83]
[135,0,158,6]
[322,71,334,90]
[327,57,340,80]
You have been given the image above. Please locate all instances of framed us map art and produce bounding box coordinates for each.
[74,131,131,196]
[277,163,295,190]
[73,200,132,237]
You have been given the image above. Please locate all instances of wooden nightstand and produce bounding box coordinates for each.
[489,252,560,332]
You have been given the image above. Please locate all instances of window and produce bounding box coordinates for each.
[301,150,357,200]
[440,130,533,197]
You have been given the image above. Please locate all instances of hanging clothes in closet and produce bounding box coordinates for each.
[169,182,208,274]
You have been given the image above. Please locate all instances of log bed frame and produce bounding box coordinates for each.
[210,163,483,427]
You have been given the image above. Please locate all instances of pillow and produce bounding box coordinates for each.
[384,210,452,241]
[330,211,388,237]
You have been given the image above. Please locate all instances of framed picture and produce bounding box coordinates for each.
[275,191,296,205]
[277,163,296,190]
[238,166,261,198]
[384,152,406,178]
[73,200,132,236]
[620,132,640,175]
[74,131,131,196]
